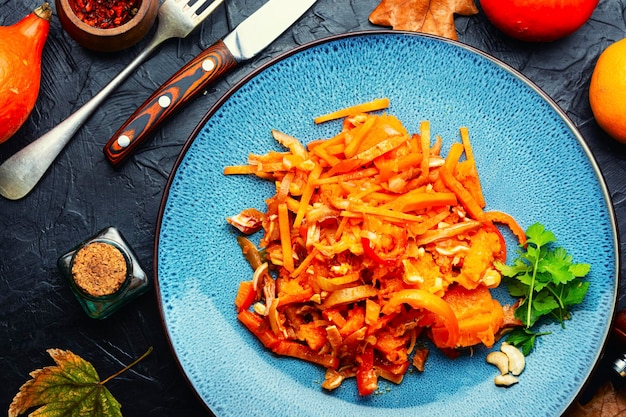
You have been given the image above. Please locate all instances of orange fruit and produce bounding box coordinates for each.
[480,0,598,43]
[589,38,626,144]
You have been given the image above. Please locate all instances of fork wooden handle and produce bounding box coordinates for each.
[103,39,238,166]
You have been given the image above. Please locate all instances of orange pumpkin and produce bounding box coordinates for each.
[0,3,51,143]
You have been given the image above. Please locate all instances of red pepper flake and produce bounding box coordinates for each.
[70,0,141,29]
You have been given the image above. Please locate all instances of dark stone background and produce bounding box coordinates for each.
[1,0,626,415]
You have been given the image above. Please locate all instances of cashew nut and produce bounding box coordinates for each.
[486,351,509,375]
[494,374,519,387]
[500,342,525,376]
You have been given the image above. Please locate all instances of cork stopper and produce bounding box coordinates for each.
[71,242,128,297]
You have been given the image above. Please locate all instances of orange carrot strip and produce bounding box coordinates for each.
[347,204,424,222]
[293,163,323,229]
[272,340,339,369]
[278,202,294,272]
[397,152,423,171]
[324,158,365,176]
[334,215,350,240]
[460,127,486,208]
[277,289,316,306]
[444,142,465,172]
[307,131,346,150]
[419,121,431,177]
[344,115,377,158]
[326,144,346,156]
[291,248,319,278]
[237,310,280,349]
[352,134,408,166]
[249,151,289,163]
[346,183,383,201]
[235,281,256,312]
[438,165,486,221]
[311,146,341,167]
[256,162,288,173]
[224,165,256,175]
[314,98,390,124]
[356,114,408,155]
[386,191,457,213]
[315,167,378,185]
[485,211,527,245]
[339,210,363,219]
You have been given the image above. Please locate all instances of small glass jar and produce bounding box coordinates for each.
[57,226,151,319]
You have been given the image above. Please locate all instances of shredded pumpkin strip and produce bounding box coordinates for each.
[225,103,523,396]
[293,163,323,229]
[277,202,294,272]
[314,98,390,124]
[460,127,486,207]
[439,164,486,221]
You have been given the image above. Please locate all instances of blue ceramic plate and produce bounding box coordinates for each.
[155,32,618,417]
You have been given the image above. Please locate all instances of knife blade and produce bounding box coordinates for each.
[103,0,317,166]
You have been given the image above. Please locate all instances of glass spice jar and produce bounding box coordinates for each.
[57,226,151,319]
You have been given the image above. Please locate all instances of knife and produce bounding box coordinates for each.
[103,0,317,166]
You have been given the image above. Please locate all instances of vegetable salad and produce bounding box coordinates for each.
[225,101,524,395]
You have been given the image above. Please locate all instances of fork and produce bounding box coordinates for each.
[0,0,224,200]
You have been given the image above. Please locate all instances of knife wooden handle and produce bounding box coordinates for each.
[104,39,238,166]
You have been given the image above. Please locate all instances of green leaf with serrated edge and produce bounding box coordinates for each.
[515,271,535,288]
[562,280,590,307]
[495,259,527,278]
[533,291,559,315]
[496,222,591,355]
[9,347,153,417]
[570,263,591,277]
[525,222,556,247]
[8,349,122,417]
[506,327,551,356]
[533,272,553,292]
[506,279,528,297]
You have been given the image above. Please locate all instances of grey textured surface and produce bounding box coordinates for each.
[1,0,626,416]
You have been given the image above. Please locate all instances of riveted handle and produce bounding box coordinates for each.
[104,40,238,166]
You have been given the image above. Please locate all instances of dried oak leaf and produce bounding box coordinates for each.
[369,0,479,40]
[9,349,122,417]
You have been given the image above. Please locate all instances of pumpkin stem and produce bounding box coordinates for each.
[33,3,53,21]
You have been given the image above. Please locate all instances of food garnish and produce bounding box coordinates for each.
[496,223,591,356]
[225,101,526,395]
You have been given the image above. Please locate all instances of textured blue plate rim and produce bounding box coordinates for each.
[153,29,620,416]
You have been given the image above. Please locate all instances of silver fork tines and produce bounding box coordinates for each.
[0,0,225,200]
[155,0,224,41]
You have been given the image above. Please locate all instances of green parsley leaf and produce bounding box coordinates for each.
[496,222,590,355]
[505,327,551,356]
